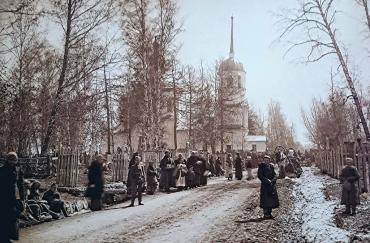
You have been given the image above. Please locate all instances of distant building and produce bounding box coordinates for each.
[246,135,267,153]
[104,17,266,154]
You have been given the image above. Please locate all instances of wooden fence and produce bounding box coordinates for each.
[111,153,129,182]
[315,142,370,193]
[56,150,80,187]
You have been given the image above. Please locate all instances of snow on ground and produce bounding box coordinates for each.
[293,167,350,243]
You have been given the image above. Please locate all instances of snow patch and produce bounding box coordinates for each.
[293,167,350,243]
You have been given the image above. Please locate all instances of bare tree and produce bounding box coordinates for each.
[267,100,296,150]
[278,0,370,140]
[248,104,265,135]
[120,0,181,151]
[40,0,115,155]
[356,0,370,35]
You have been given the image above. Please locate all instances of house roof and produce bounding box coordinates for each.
[246,135,267,142]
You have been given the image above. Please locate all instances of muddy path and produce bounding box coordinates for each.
[19,176,259,243]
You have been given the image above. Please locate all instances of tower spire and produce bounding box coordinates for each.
[229,15,234,58]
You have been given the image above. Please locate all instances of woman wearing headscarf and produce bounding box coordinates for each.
[174,154,187,190]
[86,155,105,211]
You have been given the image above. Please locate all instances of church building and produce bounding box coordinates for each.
[105,17,266,154]
[217,16,249,152]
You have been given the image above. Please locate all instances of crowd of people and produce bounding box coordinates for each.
[0,150,362,242]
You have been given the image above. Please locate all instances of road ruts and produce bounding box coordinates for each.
[19,176,259,243]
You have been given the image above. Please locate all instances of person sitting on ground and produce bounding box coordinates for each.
[42,183,69,217]
[27,181,57,221]
[340,157,360,216]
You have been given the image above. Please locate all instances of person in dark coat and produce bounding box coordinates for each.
[209,155,216,176]
[86,155,105,211]
[188,152,205,187]
[234,153,243,180]
[197,155,208,186]
[160,151,174,192]
[127,152,139,192]
[146,162,158,195]
[0,152,24,242]
[215,156,224,176]
[257,155,279,219]
[340,158,360,215]
[129,156,145,206]
[27,181,56,220]
[42,183,69,217]
[186,152,198,188]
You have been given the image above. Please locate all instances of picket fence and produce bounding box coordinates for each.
[315,142,370,193]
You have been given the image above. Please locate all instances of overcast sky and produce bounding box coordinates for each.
[176,0,370,145]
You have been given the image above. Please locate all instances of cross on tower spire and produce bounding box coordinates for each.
[229,16,234,58]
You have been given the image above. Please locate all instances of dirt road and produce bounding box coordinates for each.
[19,176,259,243]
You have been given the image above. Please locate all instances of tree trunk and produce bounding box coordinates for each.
[172,72,178,151]
[104,65,111,154]
[361,0,370,34]
[318,2,370,141]
[41,0,73,155]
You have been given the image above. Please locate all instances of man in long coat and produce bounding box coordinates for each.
[234,153,243,180]
[129,156,145,206]
[160,151,174,192]
[340,158,360,215]
[0,152,24,242]
[257,155,279,219]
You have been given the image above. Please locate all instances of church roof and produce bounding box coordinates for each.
[219,16,245,73]
[220,57,245,72]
